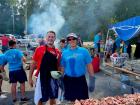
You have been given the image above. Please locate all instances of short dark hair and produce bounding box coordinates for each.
[47,31,56,36]
[9,40,16,47]
[60,38,66,43]
[90,48,95,51]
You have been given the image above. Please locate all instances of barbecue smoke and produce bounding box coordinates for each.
[28,0,121,38]
[28,0,65,35]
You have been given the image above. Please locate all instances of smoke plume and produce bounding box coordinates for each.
[29,0,122,38]
[28,0,65,35]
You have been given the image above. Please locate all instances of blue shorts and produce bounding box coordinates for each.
[40,77,58,102]
[9,69,27,83]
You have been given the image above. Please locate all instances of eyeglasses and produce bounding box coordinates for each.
[67,38,77,41]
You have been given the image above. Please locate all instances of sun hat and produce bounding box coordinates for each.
[66,33,78,39]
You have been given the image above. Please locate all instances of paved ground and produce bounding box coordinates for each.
[0,48,138,105]
[1,68,135,105]
[0,47,137,105]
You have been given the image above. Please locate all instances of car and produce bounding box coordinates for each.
[0,34,2,50]
[29,39,39,48]
[16,36,30,45]
[0,40,2,50]
[5,34,15,39]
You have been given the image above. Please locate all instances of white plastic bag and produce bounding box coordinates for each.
[0,71,9,81]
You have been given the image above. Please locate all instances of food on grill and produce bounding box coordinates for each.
[74,93,140,105]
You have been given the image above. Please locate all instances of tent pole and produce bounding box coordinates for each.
[103,29,110,65]
[105,29,110,50]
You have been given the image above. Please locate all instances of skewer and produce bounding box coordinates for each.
[105,63,140,77]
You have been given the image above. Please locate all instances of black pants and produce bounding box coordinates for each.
[97,43,100,53]
[64,75,88,101]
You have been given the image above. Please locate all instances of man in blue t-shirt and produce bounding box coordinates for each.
[94,31,102,53]
[112,34,121,53]
[59,38,67,53]
[3,40,29,103]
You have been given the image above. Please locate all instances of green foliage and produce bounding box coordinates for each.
[0,0,35,34]
[0,0,140,38]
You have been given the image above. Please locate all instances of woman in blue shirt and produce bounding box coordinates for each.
[61,33,94,101]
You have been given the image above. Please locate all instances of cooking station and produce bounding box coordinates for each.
[104,59,140,94]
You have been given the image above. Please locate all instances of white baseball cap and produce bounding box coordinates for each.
[67,33,78,39]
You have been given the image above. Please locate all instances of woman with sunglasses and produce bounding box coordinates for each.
[60,33,94,102]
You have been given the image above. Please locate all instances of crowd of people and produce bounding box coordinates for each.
[95,32,138,62]
[0,31,95,105]
[0,30,139,105]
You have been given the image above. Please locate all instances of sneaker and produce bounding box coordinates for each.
[56,100,61,105]
[0,94,7,99]
[20,97,30,102]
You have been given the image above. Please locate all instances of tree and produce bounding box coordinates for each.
[0,0,35,34]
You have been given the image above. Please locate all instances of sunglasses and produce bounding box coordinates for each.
[67,38,77,41]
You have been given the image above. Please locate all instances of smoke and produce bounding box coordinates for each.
[59,0,122,37]
[28,0,65,35]
[28,0,122,38]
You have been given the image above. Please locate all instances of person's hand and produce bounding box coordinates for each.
[29,78,34,87]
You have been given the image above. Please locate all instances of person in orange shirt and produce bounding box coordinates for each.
[29,31,61,105]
